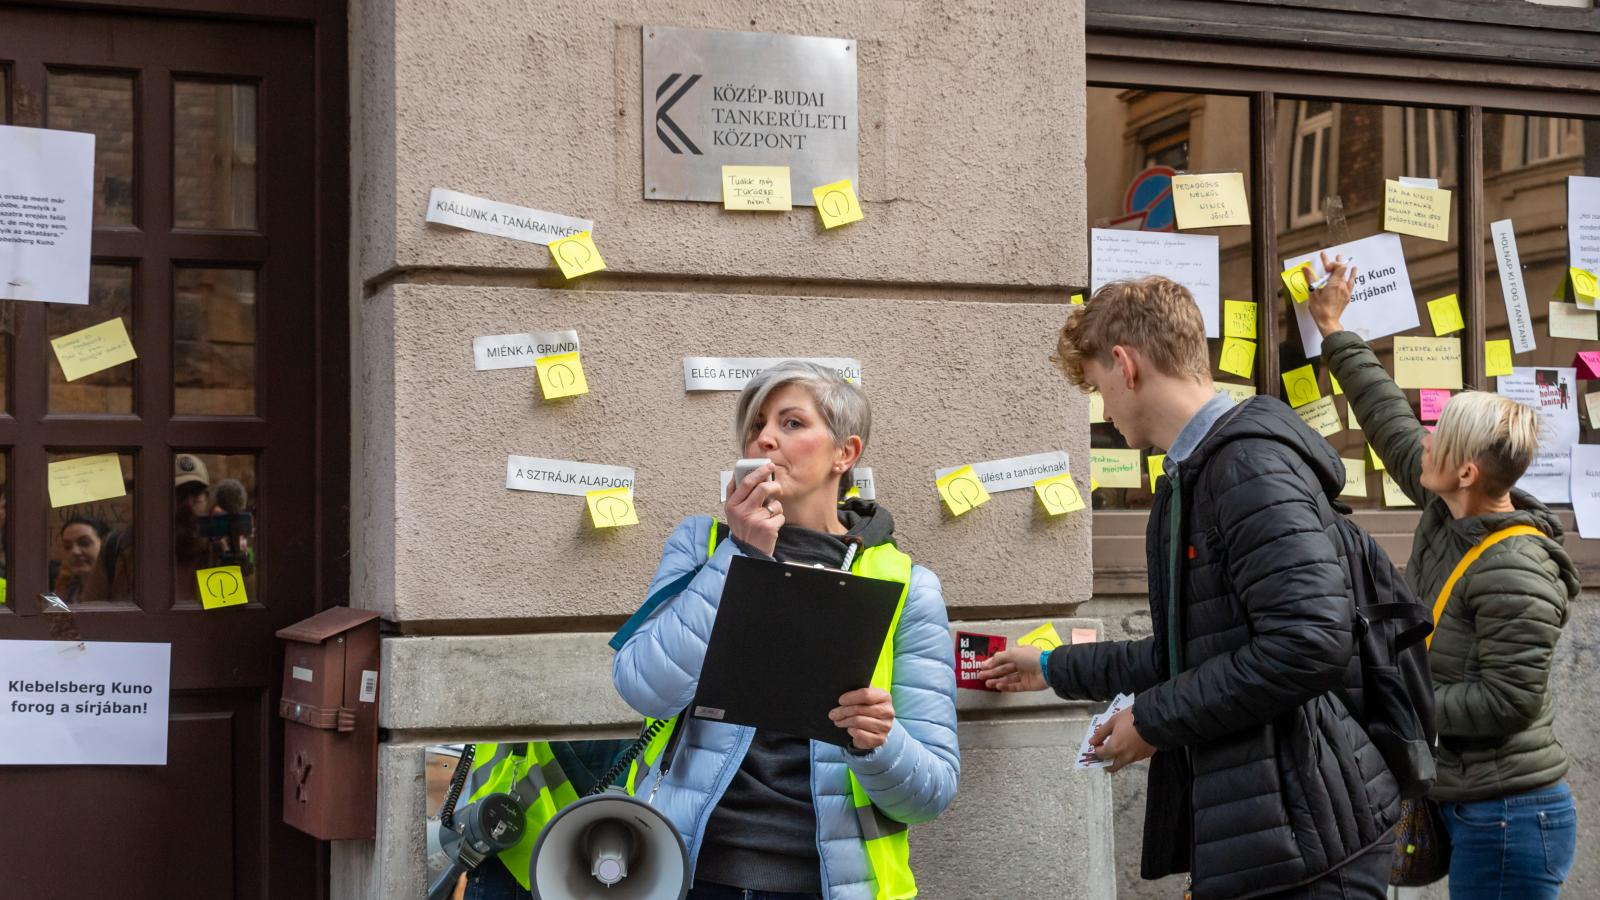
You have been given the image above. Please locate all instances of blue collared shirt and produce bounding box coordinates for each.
[1164,391,1236,476]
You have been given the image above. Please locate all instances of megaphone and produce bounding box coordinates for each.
[530,788,689,900]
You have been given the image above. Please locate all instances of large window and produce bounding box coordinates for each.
[1289,100,1335,226]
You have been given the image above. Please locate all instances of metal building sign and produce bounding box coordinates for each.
[643,25,858,206]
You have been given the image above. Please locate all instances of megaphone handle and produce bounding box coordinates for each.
[425,861,467,900]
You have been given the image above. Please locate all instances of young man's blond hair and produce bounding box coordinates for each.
[1053,276,1210,389]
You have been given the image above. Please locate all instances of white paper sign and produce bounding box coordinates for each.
[0,125,95,305]
[1569,445,1600,539]
[473,330,580,371]
[506,456,635,496]
[683,357,863,392]
[1497,367,1578,503]
[0,640,171,765]
[1570,176,1600,310]
[1091,229,1220,338]
[1491,219,1536,354]
[935,451,1071,495]
[425,187,593,246]
[1285,233,1420,357]
[1399,176,1440,189]
[719,466,876,502]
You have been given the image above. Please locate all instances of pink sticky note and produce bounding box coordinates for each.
[1420,389,1451,422]
[1070,627,1097,645]
[1575,351,1600,380]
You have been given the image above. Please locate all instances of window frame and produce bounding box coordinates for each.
[1289,99,1335,226]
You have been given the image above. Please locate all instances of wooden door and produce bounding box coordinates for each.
[0,5,344,898]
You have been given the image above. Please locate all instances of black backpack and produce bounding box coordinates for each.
[1327,504,1437,799]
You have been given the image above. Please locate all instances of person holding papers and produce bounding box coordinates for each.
[1308,256,1579,899]
[612,361,958,900]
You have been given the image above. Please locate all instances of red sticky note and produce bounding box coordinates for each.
[1575,351,1600,380]
[1070,627,1097,644]
[1420,389,1451,423]
[955,631,1006,691]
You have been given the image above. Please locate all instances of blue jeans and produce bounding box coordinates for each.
[687,882,823,900]
[1441,780,1577,900]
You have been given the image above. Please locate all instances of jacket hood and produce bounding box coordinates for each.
[1179,395,1347,500]
[837,497,896,548]
[769,498,897,569]
[1449,489,1580,602]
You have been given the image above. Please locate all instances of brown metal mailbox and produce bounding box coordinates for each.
[276,606,382,840]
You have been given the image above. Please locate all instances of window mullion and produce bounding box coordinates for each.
[1461,105,1486,390]
[1253,89,1280,392]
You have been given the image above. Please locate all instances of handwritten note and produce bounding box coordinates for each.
[722,165,793,211]
[811,178,862,228]
[1216,382,1255,404]
[1091,228,1221,337]
[196,566,248,610]
[1295,395,1343,437]
[1034,473,1087,515]
[586,487,639,528]
[1171,172,1250,229]
[1282,363,1322,408]
[1427,294,1464,336]
[51,318,137,382]
[1090,449,1142,489]
[548,231,606,279]
[1341,458,1368,498]
[1420,389,1452,422]
[535,351,589,399]
[1224,300,1256,339]
[1550,301,1599,341]
[1574,351,1600,380]
[1570,445,1600,539]
[936,465,991,516]
[1017,622,1064,651]
[1491,219,1535,353]
[1382,473,1415,507]
[48,453,126,508]
[1285,233,1420,357]
[1383,179,1451,242]
[1219,338,1255,379]
[1486,339,1514,378]
[1394,337,1463,389]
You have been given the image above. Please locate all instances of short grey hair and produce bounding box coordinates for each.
[735,361,871,495]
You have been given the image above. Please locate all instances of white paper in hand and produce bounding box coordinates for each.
[1075,692,1135,770]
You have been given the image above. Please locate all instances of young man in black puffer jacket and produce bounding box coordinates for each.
[982,276,1400,899]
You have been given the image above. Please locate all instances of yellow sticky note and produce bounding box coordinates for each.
[1485,339,1514,378]
[722,165,792,211]
[51,318,138,382]
[1091,448,1142,489]
[0,578,7,606]
[1282,363,1322,408]
[1571,268,1599,306]
[47,453,126,508]
[1383,473,1415,508]
[1147,454,1166,489]
[1224,300,1256,339]
[197,565,249,610]
[936,465,991,516]
[1070,293,1085,305]
[1282,264,1313,303]
[1170,172,1251,229]
[535,351,589,399]
[1090,478,1099,492]
[1382,179,1451,242]
[1330,373,1343,395]
[812,178,863,228]
[1216,382,1256,404]
[549,231,606,279]
[1586,392,1600,429]
[586,487,639,528]
[1368,442,1386,472]
[1340,458,1368,498]
[1295,395,1343,437]
[1034,473,1087,516]
[1427,294,1464,336]
[1089,392,1106,424]
[1393,337,1463,389]
[1017,622,1064,651]
[1219,338,1256,379]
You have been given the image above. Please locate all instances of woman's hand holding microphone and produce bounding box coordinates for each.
[725,461,784,557]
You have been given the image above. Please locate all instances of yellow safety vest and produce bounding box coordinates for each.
[625,520,919,900]
[458,740,579,890]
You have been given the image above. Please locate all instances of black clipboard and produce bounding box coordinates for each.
[690,555,904,746]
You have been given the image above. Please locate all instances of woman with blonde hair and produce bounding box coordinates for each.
[1309,256,1579,899]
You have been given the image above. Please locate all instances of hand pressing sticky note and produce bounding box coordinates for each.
[1340,458,1368,498]
[196,565,248,610]
[1171,172,1250,229]
[1393,336,1463,390]
[51,318,137,382]
[1017,622,1064,651]
[535,351,588,399]
[812,178,863,228]
[1282,264,1314,303]
[1282,363,1321,408]
[1219,338,1255,379]
[587,487,639,528]
[1034,473,1086,516]
[47,453,126,508]
[549,231,606,279]
[1383,473,1415,508]
[1224,300,1256,339]
[1427,294,1465,335]
[936,465,990,516]
[1572,268,1599,308]
[1147,454,1166,489]
[723,165,792,211]
[1420,389,1452,422]
[1485,339,1514,378]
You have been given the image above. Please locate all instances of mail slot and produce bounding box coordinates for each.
[276,606,382,840]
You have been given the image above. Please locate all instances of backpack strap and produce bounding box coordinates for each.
[607,518,725,651]
[1427,524,1543,649]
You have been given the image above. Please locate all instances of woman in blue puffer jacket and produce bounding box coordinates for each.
[613,360,959,900]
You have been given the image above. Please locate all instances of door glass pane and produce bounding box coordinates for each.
[172,452,256,608]
[48,264,135,414]
[1086,88,1254,510]
[1,67,10,123]
[1275,100,1462,509]
[174,268,257,415]
[173,81,257,230]
[46,451,134,606]
[0,453,9,612]
[1482,113,1600,492]
[46,71,135,226]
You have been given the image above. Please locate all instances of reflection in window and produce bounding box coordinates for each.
[1522,116,1582,166]
[1141,119,1190,170]
[1290,100,1336,225]
[46,71,135,226]
[172,452,257,608]
[1404,108,1457,183]
[173,81,258,230]
[49,264,135,414]
[47,452,134,606]
[175,268,257,415]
